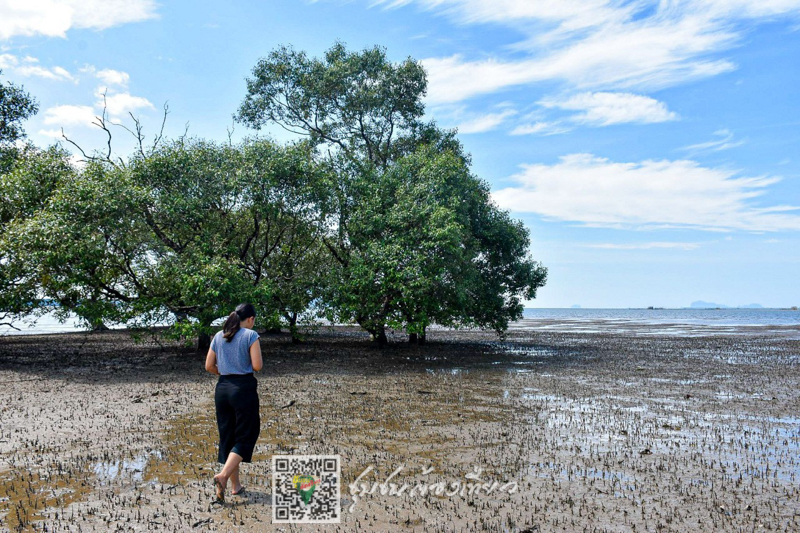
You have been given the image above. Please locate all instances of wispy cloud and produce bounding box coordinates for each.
[82,65,131,88]
[386,0,800,104]
[587,242,703,250]
[373,0,636,32]
[0,53,75,82]
[0,0,158,40]
[456,109,516,133]
[540,92,678,126]
[510,121,571,136]
[492,153,800,232]
[682,129,745,152]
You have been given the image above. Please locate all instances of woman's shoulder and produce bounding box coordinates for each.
[210,330,223,351]
[241,327,260,341]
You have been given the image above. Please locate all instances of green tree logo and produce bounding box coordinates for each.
[292,474,320,505]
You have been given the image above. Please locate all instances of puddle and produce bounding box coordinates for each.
[93,450,163,485]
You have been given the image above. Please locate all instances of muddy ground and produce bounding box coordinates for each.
[0,325,799,532]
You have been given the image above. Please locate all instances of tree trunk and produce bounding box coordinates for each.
[419,326,426,345]
[376,324,388,348]
[196,330,211,354]
[408,332,418,344]
[289,313,301,344]
[358,318,387,348]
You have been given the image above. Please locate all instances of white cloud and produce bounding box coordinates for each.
[682,129,745,152]
[87,70,154,118]
[0,53,17,68]
[34,65,153,139]
[43,105,97,127]
[405,0,800,103]
[96,68,130,87]
[37,128,63,139]
[422,21,737,104]
[81,66,131,87]
[510,121,571,136]
[389,0,800,32]
[540,92,678,126]
[101,92,155,117]
[0,0,158,40]
[0,52,74,81]
[456,109,516,133]
[14,64,75,82]
[374,0,634,31]
[492,153,800,232]
[587,242,702,250]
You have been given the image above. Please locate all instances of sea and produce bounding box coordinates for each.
[2,307,799,337]
[516,307,800,337]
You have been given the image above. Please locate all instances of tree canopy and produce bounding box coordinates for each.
[238,43,547,346]
[0,70,38,146]
[0,74,50,328]
[237,42,427,169]
[1,45,546,347]
[5,137,327,347]
[0,70,39,174]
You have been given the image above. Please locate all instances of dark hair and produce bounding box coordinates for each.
[222,303,256,342]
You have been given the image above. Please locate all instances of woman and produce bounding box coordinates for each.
[205,303,263,502]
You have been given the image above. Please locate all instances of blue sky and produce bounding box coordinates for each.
[1,0,799,308]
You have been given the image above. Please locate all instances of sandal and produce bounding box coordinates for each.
[232,486,246,496]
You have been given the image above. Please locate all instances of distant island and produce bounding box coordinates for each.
[688,301,764,309]
[570,304,582,308]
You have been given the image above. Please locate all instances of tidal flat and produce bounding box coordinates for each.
[0,325,798,532]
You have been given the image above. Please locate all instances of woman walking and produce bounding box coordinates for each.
[205,303,263,502]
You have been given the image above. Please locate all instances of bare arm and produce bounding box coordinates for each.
[250,339,263,372]
[205,347,219,375]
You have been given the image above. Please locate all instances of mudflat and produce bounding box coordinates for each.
[1,325,798,531]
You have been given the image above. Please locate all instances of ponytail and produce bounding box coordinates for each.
[222,312,241,342]
[222,303,256,342]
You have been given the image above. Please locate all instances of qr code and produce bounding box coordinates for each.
[272,455,341,523]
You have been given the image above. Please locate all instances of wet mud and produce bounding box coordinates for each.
[0,326,799,531]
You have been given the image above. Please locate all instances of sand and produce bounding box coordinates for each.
[0,325,798,532]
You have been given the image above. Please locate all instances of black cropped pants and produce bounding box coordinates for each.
[215,373,260,464]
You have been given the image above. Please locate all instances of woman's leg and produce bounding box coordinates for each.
[214,378,238,500]
[230,464,242,493]
[213,452,243,496]
[230,381,261,463]
[215,381,237,464]
[215,376,258,499]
